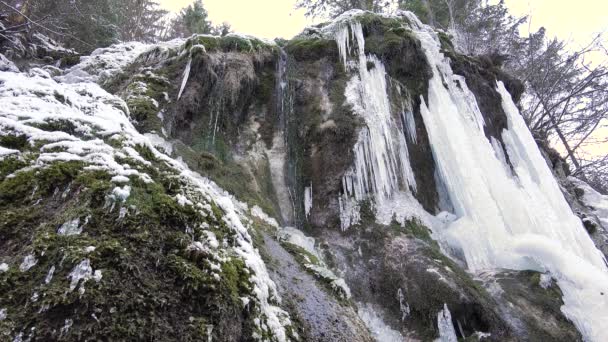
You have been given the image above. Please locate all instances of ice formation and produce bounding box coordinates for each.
[304,184,313,218]
[357,303,405,342]
[436,304,458,342]
[569,176,608,228]
[405,12,608,341]
[57,218,82,236]
[19,254,37,272]
[177,55,192,100]
[333,18,421,230]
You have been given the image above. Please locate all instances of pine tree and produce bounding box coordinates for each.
[169,0,213,38]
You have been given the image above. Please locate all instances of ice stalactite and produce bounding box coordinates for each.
[407,12,608,341]
[396,84,417,144]
[334,20,420,230]
[436,304,458,342]
[304,184,313,218]
[177,55,192,100]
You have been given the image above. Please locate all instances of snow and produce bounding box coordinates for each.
[357,303,405,342]
[436,304,458,342]
[59,42,150,84]
[144,133,173,155]
[19,254,37,272]
[0,146,19,157]
[569,177,608,229]
[0,263,8,273]
[176,194,193,206]
[0,71,153,184]
[408,15,608,341]
[57,218,82,236]
[110,185,131,202]
[539,273,552,289]
[278,227,319,259]
[251,205,280,229]
[0,53,19,72]
[278,226,351,299]
[67,259,101,294]
[0,308,6,321]
[111,175,130,183]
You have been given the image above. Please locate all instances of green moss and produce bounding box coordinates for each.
[172,142,279,220]
[127,96,162,132]
[0,161,84,204]
[285,38,338,61]
[168,254,214,293]
[220,257,252,300]
[60,55,81,68]
[184,34,276,54]
[437,31,455,52]
[185,35,220,51]
[357,12,404,31]
[0,156,27,180]
[403,218,438,247]
[281,242,320,266]
[30,118,78,136]
[0,134,28,150]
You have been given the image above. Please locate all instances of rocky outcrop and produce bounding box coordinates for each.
[0,10,596,342]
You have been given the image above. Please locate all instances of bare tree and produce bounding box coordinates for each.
[296,0,398,18]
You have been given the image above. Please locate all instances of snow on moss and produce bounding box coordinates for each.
[19,254,37,272]
[0,43,292,338]
[57,218,82,236]
[59,42,151,84]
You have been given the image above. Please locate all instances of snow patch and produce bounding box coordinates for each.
[67,259,101,294]
[358,303,405,342]
[251,205,280,229]
[111,185,131,202]
[19,255,37,272]
[57,218,82,236]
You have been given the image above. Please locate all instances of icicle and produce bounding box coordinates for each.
[304,184,313,218]
[401,99,417,143]
[177,56,192,100]
[334,19,419,230]
[397,288,411,321]
[409,17,608,341]
[436,304,458,342]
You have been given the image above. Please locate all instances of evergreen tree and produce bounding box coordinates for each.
[296,0,396,18]
[169,0,213,38]
[2,0,167,52]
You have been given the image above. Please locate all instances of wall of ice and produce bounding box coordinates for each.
[402,12,608,341]
[333,19,429,231]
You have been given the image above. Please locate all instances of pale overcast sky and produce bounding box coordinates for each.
[158,0,608,44]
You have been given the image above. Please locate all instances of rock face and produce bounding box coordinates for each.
[1,10,602,342]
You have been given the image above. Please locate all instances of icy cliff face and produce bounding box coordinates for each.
[1,9,606,342]
[407,14,608,340]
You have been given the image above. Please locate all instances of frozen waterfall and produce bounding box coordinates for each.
[334,20,422,230]
[406,12,608,341]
